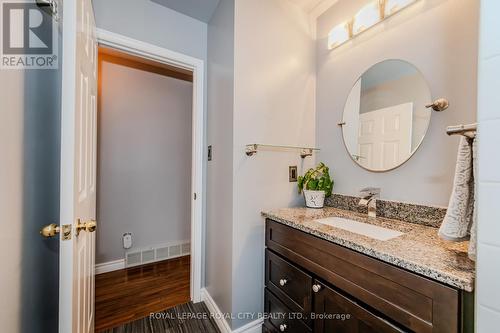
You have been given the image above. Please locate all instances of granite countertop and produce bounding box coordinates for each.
[262,207,475,292]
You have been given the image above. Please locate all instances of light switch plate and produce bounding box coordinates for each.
[289,166,298,182]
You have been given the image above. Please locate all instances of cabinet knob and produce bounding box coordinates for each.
[279,279,288,286]
[279,324,287,332]
[312,284,322,293]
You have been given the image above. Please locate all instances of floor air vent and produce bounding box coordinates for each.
[125,241,190,268]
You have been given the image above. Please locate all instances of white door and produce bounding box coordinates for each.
[59,0,98,332]
[358,103,413,170]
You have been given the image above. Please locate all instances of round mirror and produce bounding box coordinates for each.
[341,59,432,172]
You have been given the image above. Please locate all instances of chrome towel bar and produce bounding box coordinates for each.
[446,123,477,138]
[245,144,319,158]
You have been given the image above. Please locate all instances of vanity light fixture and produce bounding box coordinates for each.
[328,22,351,49]
[352,1,381,35]
[385,0,417,16]
[327,0,418,50]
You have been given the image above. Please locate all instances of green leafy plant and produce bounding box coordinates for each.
[298,162,334,197]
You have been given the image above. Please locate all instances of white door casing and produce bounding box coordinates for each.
[95,29,205,303]
[358,103,413,170]
[60,0,97,332]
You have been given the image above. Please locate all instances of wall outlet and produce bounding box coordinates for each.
[289,166,298,182]
[123,233,132,249]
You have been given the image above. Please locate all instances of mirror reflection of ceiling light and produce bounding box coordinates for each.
[327,0,418,50]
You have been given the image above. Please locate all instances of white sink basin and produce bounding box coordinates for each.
[315,217,404,241]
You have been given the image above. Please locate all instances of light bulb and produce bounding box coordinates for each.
[353,1,381,35]
[385,0,417,16]
[328,22,350,49]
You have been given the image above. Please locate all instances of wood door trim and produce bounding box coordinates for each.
[99,46,193,82]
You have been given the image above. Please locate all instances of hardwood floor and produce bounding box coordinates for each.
[95,256,191,332]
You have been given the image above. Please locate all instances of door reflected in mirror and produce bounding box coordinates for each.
[341,59,432,172]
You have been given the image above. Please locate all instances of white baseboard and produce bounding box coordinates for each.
[95,259,125,275]
[201,288,263,333]
[201,288,232,333]
[233,318,263,333]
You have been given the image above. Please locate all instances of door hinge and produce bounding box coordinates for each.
[194,193,197,200]
[36,0,59,21]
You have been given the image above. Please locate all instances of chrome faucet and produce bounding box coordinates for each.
[358,188,380,218]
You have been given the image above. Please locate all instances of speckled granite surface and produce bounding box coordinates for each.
[262,207,475,292]
[325,193,447,228]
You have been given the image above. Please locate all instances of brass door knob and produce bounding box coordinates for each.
[40,223,60,238]
[76,219,97,236]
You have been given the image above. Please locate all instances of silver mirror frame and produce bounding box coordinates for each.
[339,59,433,173]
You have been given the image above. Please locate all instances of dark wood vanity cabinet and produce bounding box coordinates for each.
[264,219,466,333]
[312,280,405,333]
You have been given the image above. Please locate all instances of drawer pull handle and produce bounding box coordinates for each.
[312,284,322,293]
[279,324,287,332]
[279,279,288,286]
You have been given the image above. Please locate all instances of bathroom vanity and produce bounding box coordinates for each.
[259,56,476,333]
[262,207,474,333]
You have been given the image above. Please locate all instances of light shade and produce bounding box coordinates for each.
[385,0,417,16]
[353,1,381,35]
[328,23,350,49]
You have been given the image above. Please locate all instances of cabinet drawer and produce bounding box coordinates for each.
[265,289,312,333]
[266,249,312,318]
[313,280,405,333]
[266,219,459,333]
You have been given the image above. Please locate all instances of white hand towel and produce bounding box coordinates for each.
[468,137,477,260]
[438,136,476,260]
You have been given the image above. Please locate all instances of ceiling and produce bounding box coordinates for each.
[287,0,340,20]
[151,0,220,23]
[287,0,327,13]
[151,0,338,23]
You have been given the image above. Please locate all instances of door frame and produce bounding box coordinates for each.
[96,29,205,303]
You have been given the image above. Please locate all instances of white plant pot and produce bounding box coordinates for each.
[303,190,326,208]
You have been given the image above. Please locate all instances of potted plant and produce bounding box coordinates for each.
[298,162,334,208]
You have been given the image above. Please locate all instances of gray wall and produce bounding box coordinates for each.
[0,7,60,333]
[206,0,235,323]
[93,0,207,61]
[97,58,193,264]
[231,0,316,329]
[316,0,479,206]
[206,1,316,330]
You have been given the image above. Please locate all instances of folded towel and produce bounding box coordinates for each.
[468,138,477,260]
[438,136,477,260]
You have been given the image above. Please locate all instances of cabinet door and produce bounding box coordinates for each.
[313,281,405,333]
[265,289,312,333]
[266,249,312,322]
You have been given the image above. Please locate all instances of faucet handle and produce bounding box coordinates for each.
[360,187,380,197]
